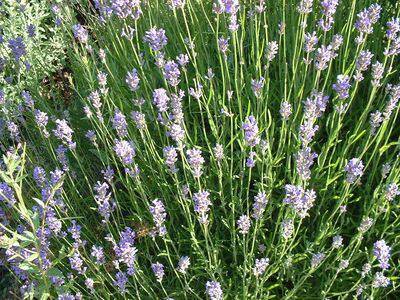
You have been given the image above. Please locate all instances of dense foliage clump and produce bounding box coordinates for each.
[0,0,400,299]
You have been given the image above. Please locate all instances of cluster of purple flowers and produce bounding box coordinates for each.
[246,151,256,168]
[369,110,383,134]
[284,185,316,218]
[354,4,381,41]
[68,220,86,249]
[318,0,339,32]
[280,101,292,120]
[383,84,400,120]
[114,271,129,293]
[69,251,87,274]
[206,280,223,300]
[253,257,270,276]
[299,91,328,145]
[6,121,20,142]
[189,82,203,100]
[304,91,329,120]
[332,235,343,249]
[332,75,351,99]
[149,199,167,236]
[153,88,169,113]
[344,158,364,184]
[94,0,141,22]
[266,41,279,61]
[193,190,212,224]
[251,77,264,98]
[281,219,294,239]
[311,252,325,268]
[72,24,88,44]
[358,216,373,233]
[164,60,181,86]
[91,245,105,265]
[169,0,185,10]
[373,240,391,270]
[237,215,251,234]
[372,272,391,288]
[218,37,230,58]
[126,68,140,92]
[151,262,165,282]
[101,166,115,185]
[144,27,168,52]
[8,37,26,61]
[0,182,17,207]
[187,148,205,178]
[242,115,260,147]
[163,146,178,173]
[213,0,239,31]
[53,119,76,149]
[113,140,135,165]
[213,144,224,162]
[112,109,128,137]
[110,0,142,19]
[386,18,400,40]
[372,61,384,87]
[295,147,317,181]
[112,227,137,276]
[171,90,185,122]
[88,90,104,122]
[385,183,400,201]
[94,181,115,223]
[131,111,146,129]
[168,123,185,143]
[297,0,313,14]
[3,1,400,298]
[252,191,268,220]
[177,256,190,274]
[304,31,318,53]
[314,45,335,70]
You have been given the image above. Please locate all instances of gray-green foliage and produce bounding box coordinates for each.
[0,0,67,108]
[1,0,400,299]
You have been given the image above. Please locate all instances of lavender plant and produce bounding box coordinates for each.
[0,0,68,111]
[1,0,400,299]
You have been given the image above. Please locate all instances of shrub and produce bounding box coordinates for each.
[1,0,400,299]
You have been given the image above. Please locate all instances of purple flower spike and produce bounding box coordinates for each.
[344,158,364,184]
[242,115,260,147]
[373,240,391,270]
[206,280,223,300]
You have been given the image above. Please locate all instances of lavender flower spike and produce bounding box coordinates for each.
[126,68,140,92]
[242,115,260,147]
[151,262,165,282]
[344,158,364,184]
[332,75,351,100]
[163,146,178,173]
[252,191,268,220]
[385,183,400,202]
[284,184,316,218]
[153,88,169,113]
[53,119,76,149]
[373,240,391,270]
[187,148,205,178]
[177,256,190,274]
[295,147,317,181]
[144,27,168,51]
[253,257,270,276]
[113,140,136,165]
[237,215,251,234]
[72,24,88,43]
[149,199,167,236]
[206,281,223,300]
[193,190,212,225]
